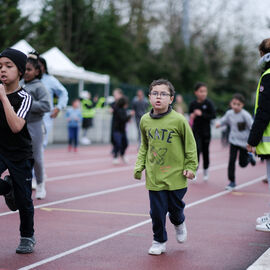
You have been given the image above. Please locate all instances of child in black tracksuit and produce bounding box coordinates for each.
[189,82,216,180]
[112,96,132,164]
[0,48,35,254]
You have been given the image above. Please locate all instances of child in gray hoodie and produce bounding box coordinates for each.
[216,93,256,190]
[21,53,50,199]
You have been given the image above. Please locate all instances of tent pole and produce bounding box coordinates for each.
[104,80,110,105]
[79,80,84,96]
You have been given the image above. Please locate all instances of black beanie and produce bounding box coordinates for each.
[0,48,27,79]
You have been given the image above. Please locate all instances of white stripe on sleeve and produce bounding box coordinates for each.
[17,90,32,119]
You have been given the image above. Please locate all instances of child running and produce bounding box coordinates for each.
[189,82,216,181]
[216,94,256,190]
[134,78,197,255]
[112,95,132,164]
[0,48,35,253]
[21,53,51,199]
[66,98,82,152]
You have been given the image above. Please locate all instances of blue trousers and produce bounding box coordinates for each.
[149,188,187,243]
[68,126,79,148]
[112,131,128,158]
[0,154,34,237]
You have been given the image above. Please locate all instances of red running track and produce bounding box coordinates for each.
[0,139,269,270]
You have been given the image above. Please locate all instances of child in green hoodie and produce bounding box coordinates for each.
[134,78,198,255]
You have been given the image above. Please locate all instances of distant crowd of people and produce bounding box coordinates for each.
[0,37,270,256]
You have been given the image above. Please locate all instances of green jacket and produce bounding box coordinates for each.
[134,108,198,191]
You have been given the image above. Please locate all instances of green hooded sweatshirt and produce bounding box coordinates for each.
[134,107,198,191]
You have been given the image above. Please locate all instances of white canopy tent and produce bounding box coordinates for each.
[12,40,110,97]
[12,39,35,54]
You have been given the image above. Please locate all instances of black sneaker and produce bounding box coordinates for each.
[3,176,17,211]
[225,181,236,191]
[16,236,36,254]
[262,178,268,184]
[248,152,256,166]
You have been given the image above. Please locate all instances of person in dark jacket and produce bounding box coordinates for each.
[131,89,149,143]
[112,95,132,164]
[110,88,123,157]
[189,82,216,181]
[247,38,270,232]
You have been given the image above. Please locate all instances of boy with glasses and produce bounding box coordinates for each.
[134,78,197,255]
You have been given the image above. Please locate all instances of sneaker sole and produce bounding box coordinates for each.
[256,227,270,232]
[148,249,166,255]
[16,248,34,254]
[225,186,235,191]
[177,236,187,243]
[36,195,46,200]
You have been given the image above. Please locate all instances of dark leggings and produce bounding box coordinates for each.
[194,133,210,170]
[228,143,249,182]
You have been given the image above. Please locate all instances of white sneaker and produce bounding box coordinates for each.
[148,241,166,255]
[35,182,46,199]
[112,158,120,165]
[32,178,37,190]
[175,222,187,243]
[256,213,270,225]
[203,169,209,181]
[81,137,91,145]
[121,156,129,164]
[256,222,270,232]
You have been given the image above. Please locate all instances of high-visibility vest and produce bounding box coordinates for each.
[254,68,270,155]
[95,97,106,109]
[81,99,95,118]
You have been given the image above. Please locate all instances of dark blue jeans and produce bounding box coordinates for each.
[112,131,128,158]
[149,188,187,243]
[68,126,79,148]
[0,154,34,237]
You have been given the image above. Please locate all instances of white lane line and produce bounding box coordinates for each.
[0,161,252,217]
[46,165,134,182]
[45,162,227,183]
[0,162,228,217]
[18,175,266,270]
[43,140,228,168]
[0,182,145,217]
[44,155,138,168]
[186,175,266,208]
[18,219,152,270]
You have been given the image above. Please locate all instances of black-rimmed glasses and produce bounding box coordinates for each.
[150,92,171,98]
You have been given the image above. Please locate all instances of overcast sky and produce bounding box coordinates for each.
[19,0,270,48]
